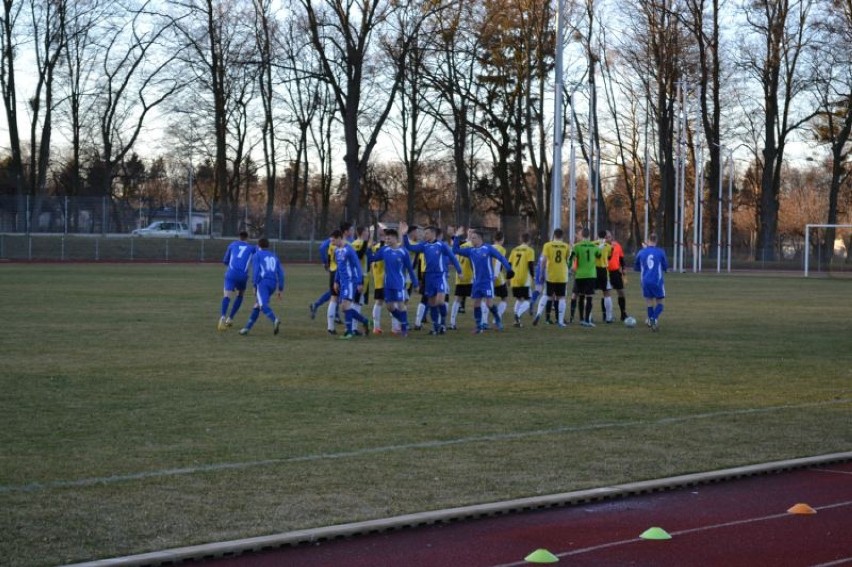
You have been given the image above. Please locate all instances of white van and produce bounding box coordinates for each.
[132,221,191,237]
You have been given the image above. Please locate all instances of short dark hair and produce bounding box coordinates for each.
[553,228,564,239]
[581,227,590,238]
[407,225,419,235]
[258,237,270,249]
[384,228,399,238]
[239,231,249,239]
[433,227,443,238]
[520,232,530,243]
[495,231,504,241]
[598,229,607,239]
[339,221,352,232]
[330,229,343,239]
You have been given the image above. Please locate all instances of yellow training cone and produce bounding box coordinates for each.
[640,527,672,540]
[787,503,817,515]
[524,548,559,563]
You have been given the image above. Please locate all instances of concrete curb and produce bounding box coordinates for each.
[65,451,852,566]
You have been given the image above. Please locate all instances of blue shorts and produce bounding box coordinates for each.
[255,280,278,307]
[472,282,494,299]
[384,288,405,303]
[642,282,665,299]
[224,273,248,293]
[423,273,449,297]
[338,281,357,302]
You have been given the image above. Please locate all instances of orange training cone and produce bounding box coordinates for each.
[787,503,817,515]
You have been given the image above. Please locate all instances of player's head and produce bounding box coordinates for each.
[424,226,438,242]
[339,222,353,237]
[647,232,658,245]
[553,228,564,240]
[581,227,591,239]
[258,237,270,249]
[239,231,249,241]
[330,229,344,246]
[356,225,369,240]
[495,231,504,244]
[407,224,420,238]
[598,229,607,240]
[520,232,530,244]
[384,228,399,245]
[469,229,484,247]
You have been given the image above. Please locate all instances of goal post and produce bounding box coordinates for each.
[804,224,852,277]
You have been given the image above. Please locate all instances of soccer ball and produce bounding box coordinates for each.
[624,316,637,328]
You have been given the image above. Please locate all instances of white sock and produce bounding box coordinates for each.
[482,308,489,325]
[558,298,566,324]
[372,303,383,330]
[605,296,613,322]
[518,300,530,317]
[535,295,547,317]
[415,303,426,326]
[451,300,461,325]
[497,300,507,318]
[327,300,337,331]
[391,307,401,331]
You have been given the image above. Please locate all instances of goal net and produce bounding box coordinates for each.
[804,224,852,277]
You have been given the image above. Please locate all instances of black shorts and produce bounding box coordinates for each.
[374,288,385,301]
[596,267,609,291]
[546,281,567,297]
[512,286,531,299]
[328,270,337,295]
[575,277,596,296]
[454,283,472,298]
[608,270,624,291]
[494,283,508,299]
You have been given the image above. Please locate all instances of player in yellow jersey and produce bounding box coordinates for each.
[508,232,536,327]
[595,229,614,323]
[533,228,571,327]
[449,234,473,330]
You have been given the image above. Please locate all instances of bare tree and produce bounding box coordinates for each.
[1,0,26,200]
[741,0,818,260]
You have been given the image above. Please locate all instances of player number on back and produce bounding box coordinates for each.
[646,255,655,269]
[554,250,562,263]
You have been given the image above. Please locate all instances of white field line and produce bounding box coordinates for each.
[491,500,852,567]
[2,398,850,495]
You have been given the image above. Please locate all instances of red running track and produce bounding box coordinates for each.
[204,462,852,567]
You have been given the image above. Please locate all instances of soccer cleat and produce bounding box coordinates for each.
[238,327,250,335]
[448,325,458,331]
[546,319,553,325]
[334,316,343,324]
[273,318,281,335]
[557,323,567,328]
[414,325,422,331]
[339,331,354,340]
[225,317,233,328]
[646,318,652,328]
[309,303,317,320]
[218,317,227,331]
[472,326,485,335]
[494,319,504,332]
[429,330,440,335]
[372,328,383,335]
[651,318,659,332]
[327,329,337,336]
[439,325,446,335]
[605,319,613,324]
[532,314,541,326]
[362,319,372,337]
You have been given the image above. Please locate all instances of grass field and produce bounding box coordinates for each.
[1,263,850,566]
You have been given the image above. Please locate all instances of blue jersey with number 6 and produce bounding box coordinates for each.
[634,245,668,298]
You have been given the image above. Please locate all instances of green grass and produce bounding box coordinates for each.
[0,264,850,566]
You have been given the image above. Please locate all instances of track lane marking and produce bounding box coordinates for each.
[490,500,852,567]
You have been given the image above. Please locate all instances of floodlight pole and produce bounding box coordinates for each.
[727,153,733,272]
[550,0,566,235]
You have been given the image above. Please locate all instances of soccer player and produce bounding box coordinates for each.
[239,238,284,336]
[634,232,669,331]
[219,231,255,331]
[400,221,462,335]
[368,228,418,336]
[605,230,629,321]
[595,229,614,323]
[332,229,372,339]
[533,228,571,327]
[508,232,536,327]
[351,225,372,327]
[370,232,387,334]
[488,231,510,327]
[309,221,353,334]
[569,227,601,328]
[452,227,514,333]
[449,232,473,329]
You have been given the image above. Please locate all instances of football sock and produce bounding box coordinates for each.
[245,307,260,329]
[229,295,244,318]
[327,300,337,331]
[570,298,577,320]
[415,303,426,326]
[654,303,664,320]
[482,308,489,325]
[497,301,507,318]
[647,306,654,321]
[348,308,368,325]
[430,305,441,332]
[261,304,276,321]
[584,296,593,322]
[545,300,553,320]
[439,303,448,326]
[220,297,230,318]
[531,289,541,304]
[600,298,606,320]
[474,306,482,328]
[535,295,546,317]
[618,296,626,318]
[518,300,530,317]
[372,303,383,329]
[345,309,354,332]
[558,298,566,324]
[604,296,613,321]
[489,304,501,326]
[451,300,461,325]
[578,298,585,321]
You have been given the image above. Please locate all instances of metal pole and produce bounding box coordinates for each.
[188,164,194,238]
[804,224,811,277]
[727,152,733,272]
[550,0,566,234]
[673,82,681,270]
[679,83,688,272]
[717,150,724,273]
[644,108,650,244]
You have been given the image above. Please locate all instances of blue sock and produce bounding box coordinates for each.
[348,308,367,325]
[489,304,500,324]
[654,304,664,320]
[229,295,243,318]
[647,306,654,321]
[439,304,448,326]
[474,306,482,328]
[345,310,354,332]
[430,306,440,331]
[245,307,260,329]
[220,297,230,317]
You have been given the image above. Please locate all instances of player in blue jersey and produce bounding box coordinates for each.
[332,229,372,339]
[633,232,669,332]
[452,226,514,333]
[309,222,352,332]
[219,231,256,331]
[399,221,462,335]
[239,238,284,336]
[368,228,418,336]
